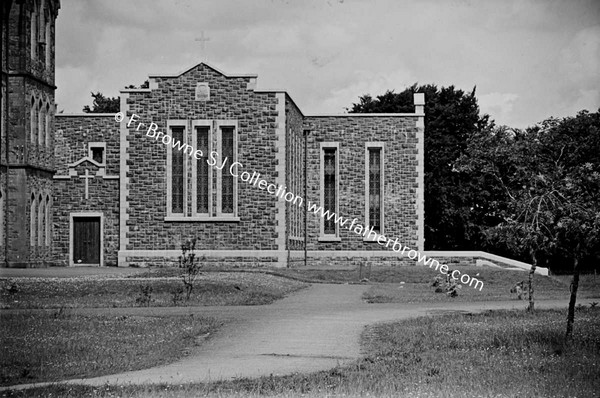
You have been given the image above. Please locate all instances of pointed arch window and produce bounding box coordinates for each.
[30,98,36,143]
[30,6,38,59]
[30,194,37,247]
[38,100,44,146]
[38,194,44,246]
[45,195,51,246]
[45,103,50,147]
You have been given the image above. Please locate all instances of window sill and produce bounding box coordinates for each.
[363,233,386,242]
[318,236,341,242]
[164,216,241,222]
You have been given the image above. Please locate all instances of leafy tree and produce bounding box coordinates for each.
[460,110,600,329]
[82,92,119,113]
[460,125,560,310]
[534,111,600,339]
[82,81,148,113]
[124,80,149,90]
[350,85,490,250]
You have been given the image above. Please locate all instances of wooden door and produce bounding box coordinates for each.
[73,217,100,265]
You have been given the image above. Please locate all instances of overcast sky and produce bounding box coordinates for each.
[56,0,599,128]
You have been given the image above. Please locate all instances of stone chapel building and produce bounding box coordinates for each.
[2,0,428,268]
[52,64,426,268]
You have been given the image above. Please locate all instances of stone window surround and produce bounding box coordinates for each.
[37,194,44,246]
[30,95,52,147]
[165,120,187,218]
[30,194,37,246]
[318,142,341,242]
[364,142,385,242]
[45,195,51,247]
[164,119,240,222]
[191,120,213,217]
[88,142,106,165]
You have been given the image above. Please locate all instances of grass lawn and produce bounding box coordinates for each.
[363,266,600,303]
[7,306,599,397]
[266,264,600,303]
[0,311,221,387]
[0,272,307,309]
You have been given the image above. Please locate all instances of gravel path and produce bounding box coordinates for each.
[2,283,593,390]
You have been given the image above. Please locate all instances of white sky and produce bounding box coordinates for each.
[55,0,600,128]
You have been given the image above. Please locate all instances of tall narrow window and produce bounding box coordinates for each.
[38,195,44,247]
[171,126,185,214]
[366,144,384,235]
[196,126,210,214]
[322,146,338,236]
[30,98,36,143]
[45,16,52,66]
[45,196,51,246]
[38,101,44,146]
[30,194,37,247]
[45,103,50,147]
[220,126,234,214]
[31,8,37,59]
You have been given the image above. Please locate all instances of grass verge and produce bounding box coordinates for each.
[0,272,307,309]
[363,267,600,303]
[5,306,598,397]
[0,311,221,387]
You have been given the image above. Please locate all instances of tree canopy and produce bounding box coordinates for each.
[82,81,148,113]
[350,84,491,251]
[350,86,600,276]
[82,92,119,113]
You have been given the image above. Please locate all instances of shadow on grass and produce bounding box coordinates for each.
[0,272,308,309]
[6,307,599,398]
[0,311,222,387]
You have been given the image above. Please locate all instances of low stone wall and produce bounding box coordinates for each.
[123,254,279,268]
[425,251,548,276]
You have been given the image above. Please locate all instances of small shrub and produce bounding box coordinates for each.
[445,274,461,297]
[171,287,184,306]
[6,281,19,295]
[179,237,204,301]
[135,284,153,307]
[510,280,528,300]
[431,274,461,296]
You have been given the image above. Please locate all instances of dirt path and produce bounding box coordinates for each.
[2,284,593,390]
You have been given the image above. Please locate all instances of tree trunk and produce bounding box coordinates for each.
[528,250,537,312]
[565,256,580,341]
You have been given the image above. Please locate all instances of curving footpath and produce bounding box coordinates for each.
[2,283,593,391]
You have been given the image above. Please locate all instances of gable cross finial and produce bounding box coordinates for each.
[195,31,211,61]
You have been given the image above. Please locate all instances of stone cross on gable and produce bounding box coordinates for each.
[195,31,210,59]
[79,169,94,200]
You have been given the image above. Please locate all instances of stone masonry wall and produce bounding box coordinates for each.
[123,64,281,253]
[285,95,305,252]
[53,115,120,266]
[55,115,120,175]
[302,116,421,253]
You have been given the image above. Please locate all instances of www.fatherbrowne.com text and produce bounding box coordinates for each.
[117,112,484,291]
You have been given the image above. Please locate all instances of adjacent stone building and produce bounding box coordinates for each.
[2,0,60,267]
